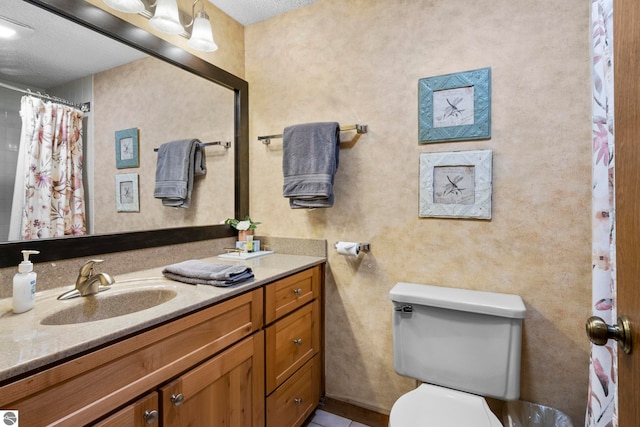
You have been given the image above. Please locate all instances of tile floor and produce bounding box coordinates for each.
[308,410,371,427]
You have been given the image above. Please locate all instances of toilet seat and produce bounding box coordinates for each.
[389,383,503,427]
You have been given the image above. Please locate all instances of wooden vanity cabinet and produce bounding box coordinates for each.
[264,265,323,427]
[0,263,324,427]
[0,289,263,427]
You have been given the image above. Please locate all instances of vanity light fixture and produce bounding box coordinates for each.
[102,0,217,52]
[0,15,35,40]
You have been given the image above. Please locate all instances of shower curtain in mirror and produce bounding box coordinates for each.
[8,96,86,240]
[587,0,616,426]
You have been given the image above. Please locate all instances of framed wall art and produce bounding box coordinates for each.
[115,173,139,212]
[419,149,492,219]
[418,67,491,143]
[115,127,139,168]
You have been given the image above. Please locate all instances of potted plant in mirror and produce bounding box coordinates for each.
[224,216,261,241]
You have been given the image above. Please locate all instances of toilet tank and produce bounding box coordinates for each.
[389,282,526,400]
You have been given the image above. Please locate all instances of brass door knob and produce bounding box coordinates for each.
[586,315,632,354]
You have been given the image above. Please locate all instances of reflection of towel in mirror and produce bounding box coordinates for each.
[282,122,340,208]
[162,260,254,287]
[154,139,206,208]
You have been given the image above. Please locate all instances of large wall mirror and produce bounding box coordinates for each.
[0,0,249,267]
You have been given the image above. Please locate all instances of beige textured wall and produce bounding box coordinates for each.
[85,0,245,78]
[92,56,235,233]
[246,0,591,423]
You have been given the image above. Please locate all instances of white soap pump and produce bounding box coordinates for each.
[12,250,40,314]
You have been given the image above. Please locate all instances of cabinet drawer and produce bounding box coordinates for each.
[264,265,321,324]
[265,300,319,394]
[266,355,320,427]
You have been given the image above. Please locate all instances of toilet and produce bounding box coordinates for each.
[388,282,526,426]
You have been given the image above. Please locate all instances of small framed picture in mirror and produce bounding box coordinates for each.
[115,128,139,168]
[115,173,139,212]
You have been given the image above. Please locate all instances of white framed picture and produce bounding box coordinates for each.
[419,150,492,219]
[115,173,139,212]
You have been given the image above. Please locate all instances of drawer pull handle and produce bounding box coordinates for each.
[293,288,302,296]
[293,338,303,345]
[171,393,185,407]
[143,410,159,424]
[294,398,303,406]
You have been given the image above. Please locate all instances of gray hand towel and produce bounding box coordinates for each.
[162,260,254,287]
[154,139,206,208]
[282,122,340,208]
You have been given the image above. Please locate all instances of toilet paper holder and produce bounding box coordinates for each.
[334,242,370,252]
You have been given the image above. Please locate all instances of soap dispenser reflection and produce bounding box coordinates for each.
[13,250,40,314]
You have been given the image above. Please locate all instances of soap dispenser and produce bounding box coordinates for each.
[13,250,40,314]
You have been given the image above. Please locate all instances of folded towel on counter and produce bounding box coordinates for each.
[282,122,340,209]
[162,260,254,287]
[154,139,206,208]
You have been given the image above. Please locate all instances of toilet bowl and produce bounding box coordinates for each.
[389,282,526,427]
[389,384,502,427]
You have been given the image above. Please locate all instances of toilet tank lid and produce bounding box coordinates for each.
[389,282,526,319]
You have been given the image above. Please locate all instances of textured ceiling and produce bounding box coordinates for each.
[0,0,146,89]
[208,0,318,25]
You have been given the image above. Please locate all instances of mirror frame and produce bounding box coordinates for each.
[0,0,249,268]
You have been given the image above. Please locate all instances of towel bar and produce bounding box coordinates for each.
[258,124,368,145]
[153,141,231,152]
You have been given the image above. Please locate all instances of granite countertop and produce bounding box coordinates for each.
[0,253,325,383]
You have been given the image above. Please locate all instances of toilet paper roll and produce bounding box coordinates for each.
[336,241,360,256]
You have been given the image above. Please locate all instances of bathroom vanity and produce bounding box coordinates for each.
[0,254,324,427]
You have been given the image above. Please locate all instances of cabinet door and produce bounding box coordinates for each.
[160,332,265,427]
[92,393,159,427]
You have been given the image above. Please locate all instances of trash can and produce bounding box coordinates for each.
[502,400,574,427]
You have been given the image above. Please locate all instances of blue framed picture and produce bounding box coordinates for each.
[419,67,491,143]
[115,127,139,169]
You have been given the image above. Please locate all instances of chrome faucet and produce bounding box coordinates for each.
[57,259,115,300]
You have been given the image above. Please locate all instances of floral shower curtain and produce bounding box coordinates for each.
[9,96,86,240]
[587,0,616,426]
